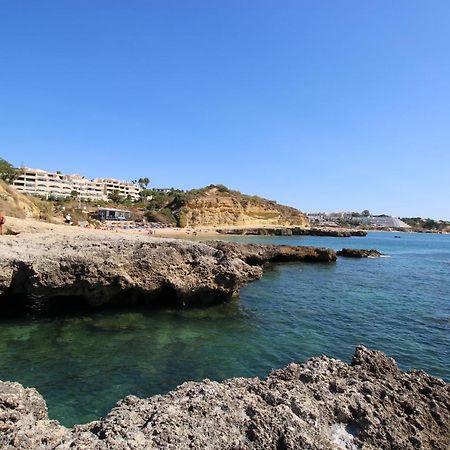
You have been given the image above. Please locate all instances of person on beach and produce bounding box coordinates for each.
[0,212,5,235]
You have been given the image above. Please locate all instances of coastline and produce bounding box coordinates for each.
[1,216,449,449]
[1,346,448,449]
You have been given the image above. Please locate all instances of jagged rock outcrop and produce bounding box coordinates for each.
[337,248,382,258]
[1,346,448,449]
[217,227,368,237]
[217,227,295,236]
[0,233,337,312]
[0,233,261,311]
[167,186,309,228]
[292,227,367,237]
[205,240,337,265]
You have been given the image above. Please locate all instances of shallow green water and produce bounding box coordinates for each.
[0,231,449,426]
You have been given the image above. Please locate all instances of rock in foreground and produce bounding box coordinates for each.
[0,233,262,311]
[0,233,336,312]
[0,347,449,449]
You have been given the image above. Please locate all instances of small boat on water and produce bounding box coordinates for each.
[394,235,401,238]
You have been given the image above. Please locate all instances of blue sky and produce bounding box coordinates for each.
[1,1,449,219]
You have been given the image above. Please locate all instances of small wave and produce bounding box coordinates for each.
[379,255,391,258]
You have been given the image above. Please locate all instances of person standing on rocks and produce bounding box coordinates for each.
[0,212,5,235]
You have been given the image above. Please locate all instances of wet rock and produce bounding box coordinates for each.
[337,248,382,258]
[292,227,367,237]
[0,347,448,449]
[206,241,337,264]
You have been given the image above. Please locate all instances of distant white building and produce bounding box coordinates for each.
[354,216,411,229]
[307,211,411,229]
[11,168,142,201]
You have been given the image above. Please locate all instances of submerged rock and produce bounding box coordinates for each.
[337,248,382,258]
[0,346,448,449]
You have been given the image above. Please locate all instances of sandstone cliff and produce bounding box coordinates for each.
[0,181,40,219]
[0,346,448,449]
[167,185,309,228]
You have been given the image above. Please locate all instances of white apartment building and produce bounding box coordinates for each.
[12,168,141,201]
[96,178,141,201]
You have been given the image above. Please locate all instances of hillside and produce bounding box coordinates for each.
[0,181,40,219]
[162,185,309,228]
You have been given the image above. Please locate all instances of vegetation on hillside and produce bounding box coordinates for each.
[3,162,307,228]
[0,158,20,182]
[401,217,450,232]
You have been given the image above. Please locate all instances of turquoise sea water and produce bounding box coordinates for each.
[0,231,449,427]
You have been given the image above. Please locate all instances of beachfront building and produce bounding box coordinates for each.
[96,208,132,221]
[11,168,141,202]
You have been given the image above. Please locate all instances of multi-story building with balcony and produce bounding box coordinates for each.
[11,168,141,202]
[95,178,141,201]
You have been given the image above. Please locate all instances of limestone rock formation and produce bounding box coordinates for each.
[292,227,367,237]
[217,227,295,236]
[0,233,338,312]
[216,227,368,237]
[167,186,309,228]
[205,240,337,264]
[0,347,448,449]
[0,232,262,311]
[337,248,382,258]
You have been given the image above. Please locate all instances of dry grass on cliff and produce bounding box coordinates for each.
[0,181,40,219]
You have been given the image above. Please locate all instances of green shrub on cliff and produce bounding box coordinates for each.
[0,158,20,182]
[177,210,188,228]
[145,208,177,226]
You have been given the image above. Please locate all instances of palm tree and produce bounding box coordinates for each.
[138,177,150,189]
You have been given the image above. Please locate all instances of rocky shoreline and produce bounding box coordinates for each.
[337,248,382,258]
[0,232,337,313]
[1,346,448,449]
[217,227,367,237]
[0,232,448,449]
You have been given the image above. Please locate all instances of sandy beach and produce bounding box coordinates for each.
[4,216,222,238]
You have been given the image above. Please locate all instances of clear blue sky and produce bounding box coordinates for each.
[1,1,449,219]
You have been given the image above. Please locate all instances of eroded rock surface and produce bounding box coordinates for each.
[0,233,337,312]
[0,347,448,449]
[0,233,262,310]
[337,248,382,258]
[205,240,337,265]
[292,228,367,237]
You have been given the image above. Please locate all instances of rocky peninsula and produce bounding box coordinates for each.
[0,232,336,313]
[1,346,448,449]
[217,227,367,237]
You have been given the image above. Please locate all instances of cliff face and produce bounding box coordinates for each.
[0,181,40,219]
[169,186,309,228]
[1,346,448,450]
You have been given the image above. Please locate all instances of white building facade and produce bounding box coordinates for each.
[12,168,141,201]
